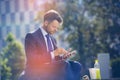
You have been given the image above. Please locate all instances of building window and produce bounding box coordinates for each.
[16,26,21,38]
[25,25,30,33]
[0,27,2,39]
[6,26,11,34]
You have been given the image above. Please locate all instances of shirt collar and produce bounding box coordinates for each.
[40,27,48,36]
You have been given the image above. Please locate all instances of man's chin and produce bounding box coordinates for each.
[50,32,55,35]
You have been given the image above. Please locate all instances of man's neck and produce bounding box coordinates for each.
[42,26,47,33]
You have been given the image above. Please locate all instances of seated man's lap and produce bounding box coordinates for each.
[18,60,81,80]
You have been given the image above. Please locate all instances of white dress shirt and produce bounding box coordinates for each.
[40,27,55,59]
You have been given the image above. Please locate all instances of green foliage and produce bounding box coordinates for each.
[6,33,15,43]
[61,0,101,67]
[111,58,120,78]
[1,33,26,80]
[83,0,120,76]
[1,52,12,80]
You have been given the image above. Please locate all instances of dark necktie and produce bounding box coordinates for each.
[46,34,53,52]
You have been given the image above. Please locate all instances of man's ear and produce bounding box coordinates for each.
[44,20,49,26]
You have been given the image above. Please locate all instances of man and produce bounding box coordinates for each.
[19,10,81,80]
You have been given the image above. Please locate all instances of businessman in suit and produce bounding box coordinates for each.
[19,10,81,80]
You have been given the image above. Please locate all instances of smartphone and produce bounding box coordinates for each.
[62,50,76,59]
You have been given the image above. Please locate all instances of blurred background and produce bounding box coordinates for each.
[0,0,120,80]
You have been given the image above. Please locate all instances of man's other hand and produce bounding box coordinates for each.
[53,48,68,56]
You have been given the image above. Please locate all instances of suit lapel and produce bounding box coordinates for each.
[34,28,48,53]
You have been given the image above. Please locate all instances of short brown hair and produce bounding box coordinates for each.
[44,10,63,25]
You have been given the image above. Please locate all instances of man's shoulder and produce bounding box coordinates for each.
[26,28,41,35]
[25,28,42,39]
[30,28,40,34]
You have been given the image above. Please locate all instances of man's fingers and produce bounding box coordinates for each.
[67,48,72,52]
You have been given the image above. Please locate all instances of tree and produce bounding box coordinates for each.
[83,0,120,60]
[1,33,26,80]
[83,0,120,77]
[60,0,97,75]
[1,51,12,80]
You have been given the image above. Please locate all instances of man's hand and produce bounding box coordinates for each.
[53,48,68,56]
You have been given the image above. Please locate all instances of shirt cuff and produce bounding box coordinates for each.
[50,51,55,60]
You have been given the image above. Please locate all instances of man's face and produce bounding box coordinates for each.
[44,20,60,35]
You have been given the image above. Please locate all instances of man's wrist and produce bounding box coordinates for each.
[53,50,58,56]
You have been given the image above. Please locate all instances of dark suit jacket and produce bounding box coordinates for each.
[25,28,57,69]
